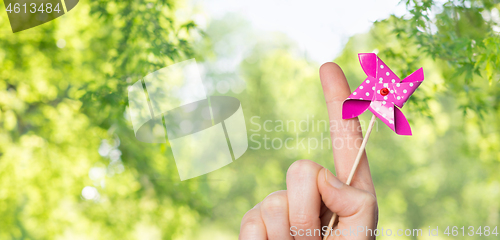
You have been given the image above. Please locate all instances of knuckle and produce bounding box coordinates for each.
[289,213,318,230]
[358,191,378,214]
[239,221,263,240]
[242,218,262,230]
[241,207,256,219]
[287,160,318,179]
[363,192,378,208]
[261,191,287,216]
[334,190,378,218]
[240,212,263,232]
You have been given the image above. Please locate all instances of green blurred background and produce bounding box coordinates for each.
[0,0,499,239]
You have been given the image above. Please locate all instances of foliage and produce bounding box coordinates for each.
[0,0,206,239]
[390,0,500,116]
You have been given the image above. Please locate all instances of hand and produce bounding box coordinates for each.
[239,63,378,240]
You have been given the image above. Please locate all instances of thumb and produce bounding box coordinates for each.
[318,168,378,228]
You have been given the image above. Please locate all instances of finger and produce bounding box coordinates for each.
[318,168,378,239]
[240,203,267,240]
[319,62,375,195]
[260,191,294,240]
[286,160,323,240]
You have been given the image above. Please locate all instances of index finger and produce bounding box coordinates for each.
[319,62,375,195]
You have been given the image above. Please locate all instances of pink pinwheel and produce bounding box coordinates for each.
[342,53,424,135]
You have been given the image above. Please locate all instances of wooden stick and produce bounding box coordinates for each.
[323,114,376,240]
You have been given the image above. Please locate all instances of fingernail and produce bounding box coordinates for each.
[324,168,343,189]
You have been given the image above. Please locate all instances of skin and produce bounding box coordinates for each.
[239,63,379,240]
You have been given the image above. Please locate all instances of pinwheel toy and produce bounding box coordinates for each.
[323,53,424,239]
[343,53,424,135]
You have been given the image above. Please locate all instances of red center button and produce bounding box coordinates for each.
[380,88,389,96]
